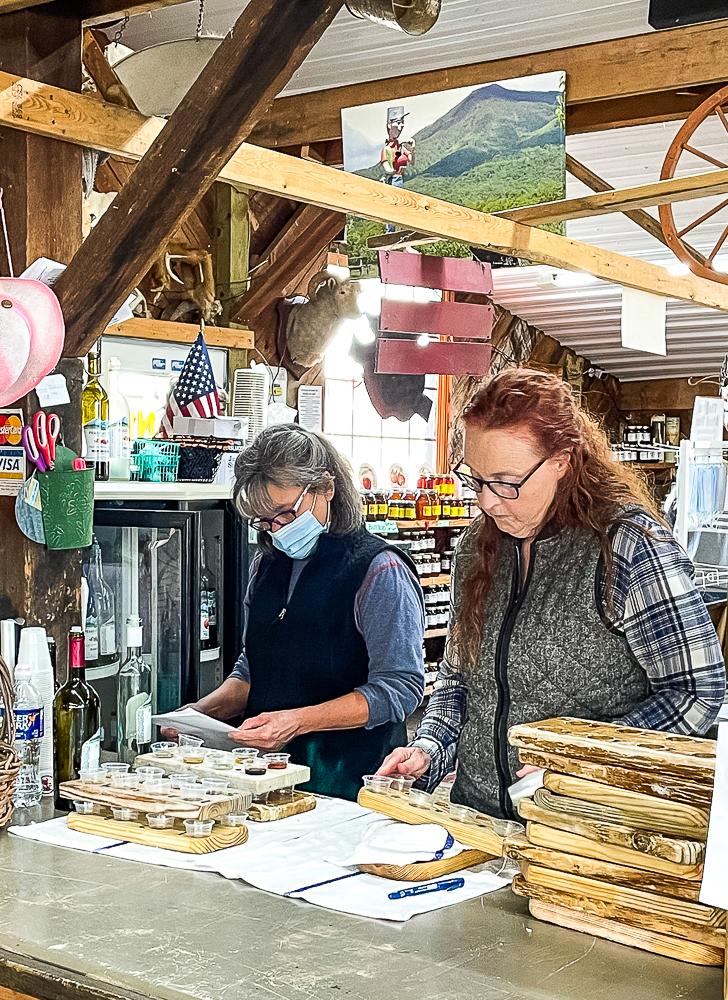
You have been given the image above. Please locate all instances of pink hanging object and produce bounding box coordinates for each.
[0,278,65,407]
[0,189,65,407]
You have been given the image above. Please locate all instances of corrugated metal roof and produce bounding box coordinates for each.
[120,1,651,96]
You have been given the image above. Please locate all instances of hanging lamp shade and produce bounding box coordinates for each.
[345,0,441,35]
[113,38,223,117]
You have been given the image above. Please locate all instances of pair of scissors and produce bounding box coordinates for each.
[22,412,60,473]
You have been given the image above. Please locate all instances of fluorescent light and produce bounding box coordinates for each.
[417,334,431,348]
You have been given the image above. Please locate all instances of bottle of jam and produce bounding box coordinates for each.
[389,491,402,520]
[416,491,430,520]
[375,492,388,521]
[367,492,378,522]
[431,490,442,519]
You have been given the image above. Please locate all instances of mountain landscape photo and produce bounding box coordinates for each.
[343,78,565,270]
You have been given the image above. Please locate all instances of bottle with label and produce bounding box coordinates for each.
[13,663,43,808]
[87,535,117,671]
[82,550,99,668]
[200,539,217,651]
[82,345,110,482]
[117,616,152,763]
[17,626,55,796]
[53,628,101,810]
[107,357,131,481]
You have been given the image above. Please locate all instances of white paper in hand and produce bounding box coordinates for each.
[152,707,234,750]
[699,721,728,908]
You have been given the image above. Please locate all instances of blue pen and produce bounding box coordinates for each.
[388,877,465,900]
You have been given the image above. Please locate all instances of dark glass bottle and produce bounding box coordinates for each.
[53,628,101,810]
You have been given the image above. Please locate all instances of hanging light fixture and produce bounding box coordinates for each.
[345,0,442,35]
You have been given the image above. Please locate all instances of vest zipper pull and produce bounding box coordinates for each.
[277,607,287,621]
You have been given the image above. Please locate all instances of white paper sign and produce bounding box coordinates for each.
[621,287,667,356]
[699,721,728,908]
[35,373,70,407]
[690,396,724,447]
[298,385,323,432]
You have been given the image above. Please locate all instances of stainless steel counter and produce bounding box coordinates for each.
[0,803,721,1000]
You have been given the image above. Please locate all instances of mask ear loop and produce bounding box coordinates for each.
[0,189,14,278]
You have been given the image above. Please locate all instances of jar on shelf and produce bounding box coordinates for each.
[441,550,453,573]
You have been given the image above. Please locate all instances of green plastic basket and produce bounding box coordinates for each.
[130,440,180,483]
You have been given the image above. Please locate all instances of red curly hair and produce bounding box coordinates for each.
[449,368,661,669]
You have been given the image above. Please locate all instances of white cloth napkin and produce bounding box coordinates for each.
[325,818,465,866]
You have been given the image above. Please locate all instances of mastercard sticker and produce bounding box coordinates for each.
[0,411,23,446]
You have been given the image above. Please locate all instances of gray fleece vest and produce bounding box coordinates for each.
[450,523,648,819]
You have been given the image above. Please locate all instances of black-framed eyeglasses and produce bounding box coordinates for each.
[453,457,549,500]
[249,484,312,532]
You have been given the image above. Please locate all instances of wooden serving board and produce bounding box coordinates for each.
[503,834,702,901]
[512,875,725,948]
[519,797,705,865]
[357,787,510,857]
[134,752,310,794]
[542,771,710,837]
[59,779,251,820]
[528,901,724,967]
[248,792,316,822]
[67,813,248,853]
[518,750,713,808]
[508,718,715,785]
[358,849,490,881]
[521,863,723,929]
[526,821,704,879]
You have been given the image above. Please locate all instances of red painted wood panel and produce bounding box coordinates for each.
[378,250,493,294]
[380,299,493,339]
[376,338,492,376]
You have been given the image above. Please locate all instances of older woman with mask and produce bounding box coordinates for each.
[171,425,424,801]
[378,368,725,819]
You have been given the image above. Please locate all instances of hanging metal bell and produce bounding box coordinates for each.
[345,0,441,36]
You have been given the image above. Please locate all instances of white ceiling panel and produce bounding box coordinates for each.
[119,1,652,97]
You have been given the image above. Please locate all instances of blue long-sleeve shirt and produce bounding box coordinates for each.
[230,549,425,727]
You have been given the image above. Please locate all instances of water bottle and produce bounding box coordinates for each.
[13,663,43,808]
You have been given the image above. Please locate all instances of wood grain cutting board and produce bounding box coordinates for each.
[521,863,723,928]
[528,901,724,967]
[508,718,715,784]
[542,772,710,837]
[503,834,702,901]
[67,813,248,853]
[58,779,251,820]
[525,821,704,879]
[357,848,490,881]
[134,752,310,794]
[512,875,725,948]
[518,798,705,865]
[517,750,713,807]
[248,792,316,822]
[357,787,508,857]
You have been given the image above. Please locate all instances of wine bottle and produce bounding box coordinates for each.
[53,628,101,810]
[82,345,109,482]
[87,535,118,672]
[107,357,131,481]
[82,551,99,668]
[116,616,152,764]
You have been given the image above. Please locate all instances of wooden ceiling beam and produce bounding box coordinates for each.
[3,71,728,312]
[567,83,728,135]
[247,20,728,148]
[498,167,728,226]
[50,0,345,357]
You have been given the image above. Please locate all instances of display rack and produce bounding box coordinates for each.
[674,439,728,590]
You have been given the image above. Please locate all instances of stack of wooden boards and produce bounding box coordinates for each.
[504,718,721,966]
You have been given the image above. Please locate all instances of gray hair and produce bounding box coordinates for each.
[233,424,363,545]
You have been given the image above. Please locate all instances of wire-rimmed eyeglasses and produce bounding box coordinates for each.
[249,484,312,532]
[453,457,548,500]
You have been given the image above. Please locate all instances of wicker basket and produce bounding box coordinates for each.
[0,655,21,825]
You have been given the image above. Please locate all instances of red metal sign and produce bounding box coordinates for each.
[380,299,493,340]
[376,338,492,376]
[378,250,494,295]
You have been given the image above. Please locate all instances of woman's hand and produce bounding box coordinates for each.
[516,764,542,779]
[376,746,431,779]
[160,703,197,742]
[227,710,302,752]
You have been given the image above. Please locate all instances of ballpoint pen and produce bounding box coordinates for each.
[388,877,465,899]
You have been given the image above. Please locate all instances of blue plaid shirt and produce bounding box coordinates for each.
[411,511,726,787]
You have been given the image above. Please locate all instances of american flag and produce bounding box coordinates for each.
[160,332,221,438]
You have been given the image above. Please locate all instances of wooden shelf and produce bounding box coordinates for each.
[625,462,675,470]
[424,627,447,639]
[422,574,451,587]
[395,518,471,529]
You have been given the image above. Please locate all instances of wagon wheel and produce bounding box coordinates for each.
[660,84,728,283]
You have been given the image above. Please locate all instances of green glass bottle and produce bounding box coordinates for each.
[53,628,101,810]
[82,345,109,482]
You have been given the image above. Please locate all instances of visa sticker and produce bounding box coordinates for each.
[171,360,184,372]
[152,358,166,371]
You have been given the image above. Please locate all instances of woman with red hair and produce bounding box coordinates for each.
[378,368,725,819]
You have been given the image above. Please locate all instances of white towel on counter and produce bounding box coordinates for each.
[324,818,465,867]
[9,799,511,920]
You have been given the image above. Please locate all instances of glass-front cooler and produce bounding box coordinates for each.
[89,502,248,752]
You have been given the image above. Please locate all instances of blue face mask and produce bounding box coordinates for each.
[271,508,327,560]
